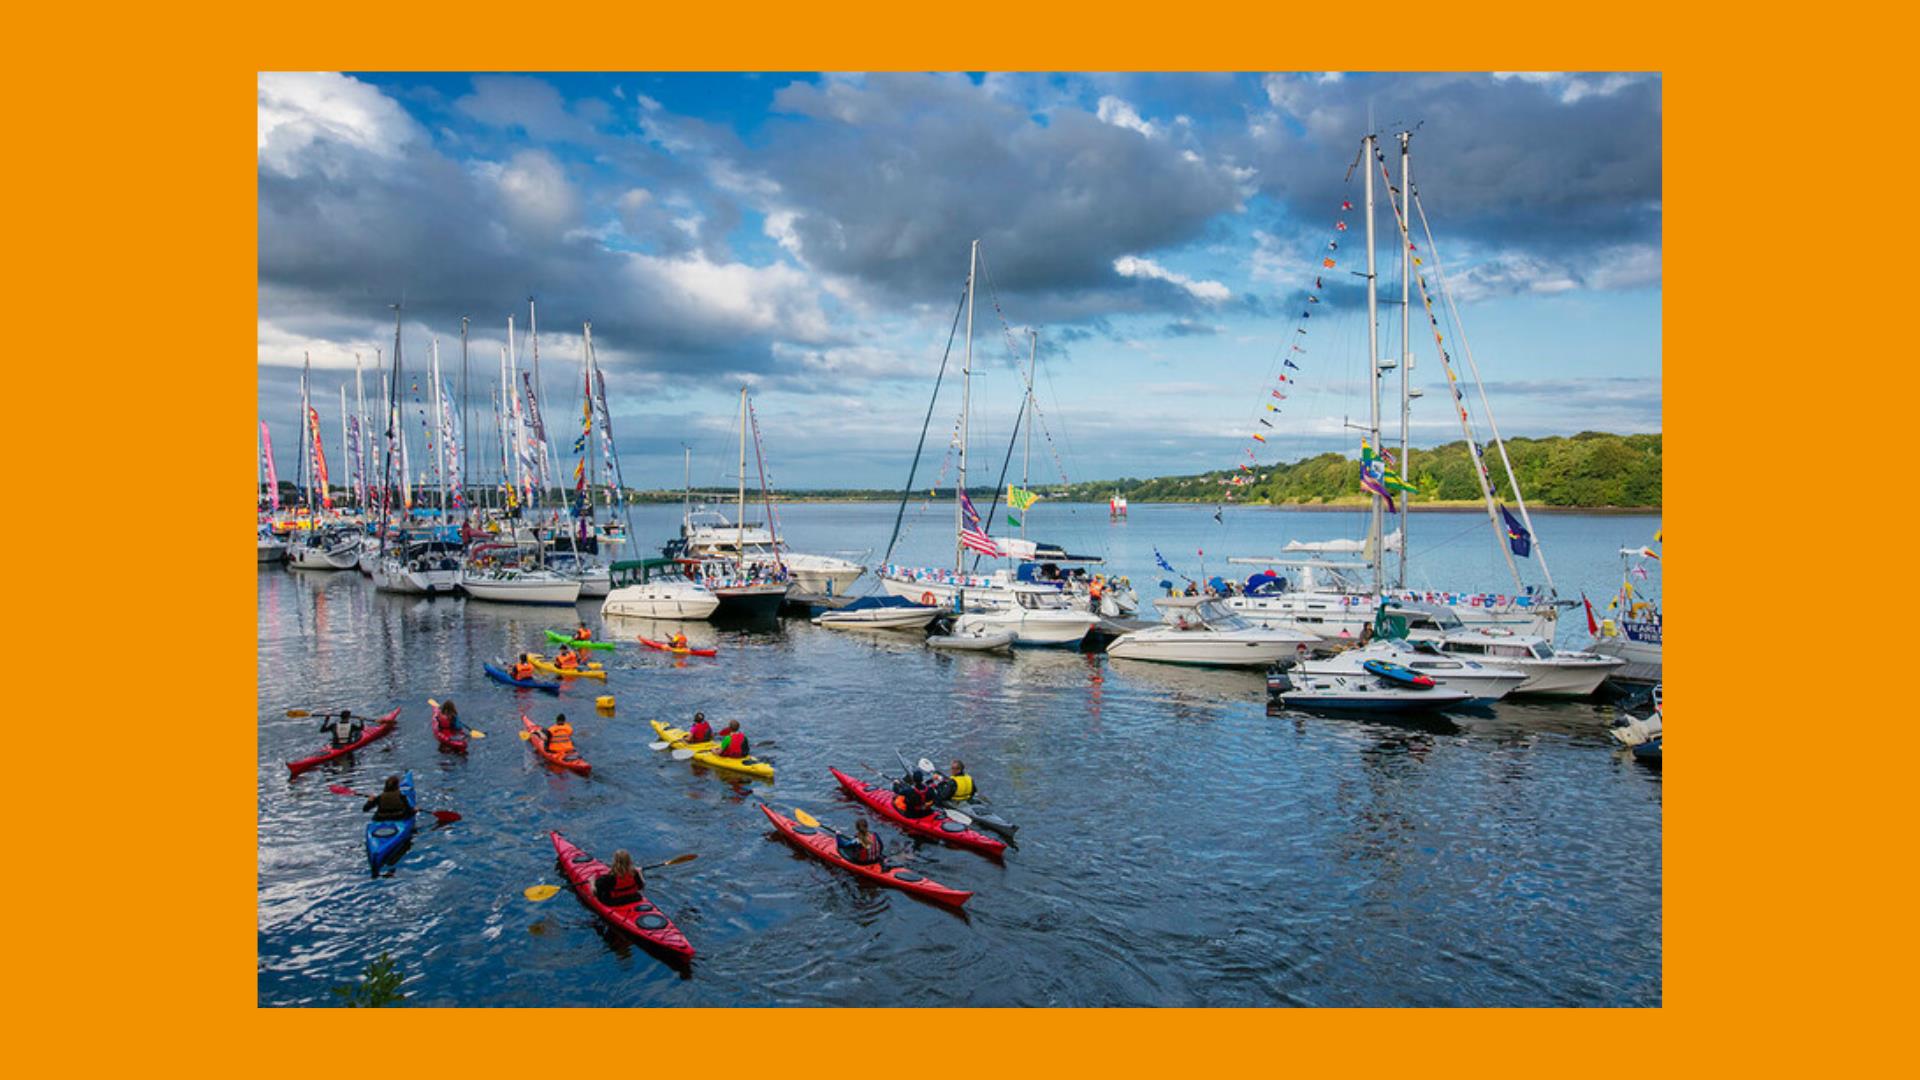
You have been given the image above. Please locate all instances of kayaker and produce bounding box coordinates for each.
[362,775,413,821]
[543,714,576,755]
[574,624,593,642]
[555,646,579,671]
[686,711,713,744]
[712,720,749,758]
[892,776,937,819]
[669,630,690,650]
[511,654,537,681]
[433,701,466,739]
[321,709,363,748]
[593,850,646,905]
[836,818,885,866]
[930,760,976,803]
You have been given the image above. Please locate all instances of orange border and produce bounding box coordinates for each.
[18,2,1901,1072]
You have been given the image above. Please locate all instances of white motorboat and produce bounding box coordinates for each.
[1388,601,1624,696]
[546,551,611,598]
[1272,670,1475,713]
[1297,639,1526,704]
[881,553,1140,617]
[811,595,942,631]
[600,558,719,620]
[781,550,867,598]
[1590,546,1663,686]
[673,508,866,596]
[1610,685,1662,760]
[287,526,362,570]
[1220,560,1555,644]
[927,625,1016,652]
[257,528,287,563]
[952,585,1096,648]
[371,539,463,596]
[1106,599,1319,668]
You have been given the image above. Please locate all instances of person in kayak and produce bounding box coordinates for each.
[433,701,466,740]
[669,630,690,650]
[542,714,576,755]
[593,850,646,904]
[362,775,412,821]
[712,720,749,758]
[574,624,593,642]
[686,711,713,744]
[511,654,537,681]
[321,709,363,748]
[555,646,579,671]
[891,775,937,819]
[836,818,884,866]
[929,760,976,803]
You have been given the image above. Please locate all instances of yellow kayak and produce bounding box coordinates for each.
[529,654,607,680]
[649,720,774,780]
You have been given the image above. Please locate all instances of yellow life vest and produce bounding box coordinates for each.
[951,774,974,801]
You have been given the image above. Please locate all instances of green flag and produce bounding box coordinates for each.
[1008,485,1040,512]
[1007,513,1021,528]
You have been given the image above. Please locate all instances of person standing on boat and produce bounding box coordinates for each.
[321,709,362,748]
[686,711,712,744]
[712,720,749,758]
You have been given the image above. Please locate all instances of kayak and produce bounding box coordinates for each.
[761,805,971,908]
[485,661,562,693]
[830,767,1006,857]
[649,721,772,779]
[529,654,607,680]
[546,629,616,651]
[522,715,591,776]
[550,831,694,959]
[1362,658,1436,689]
[942,801,1018,842]
[649,720,718,754]
[364,770,416,873]
[286,707,400,775]
[639,637,718,658]
[430,701,467,752]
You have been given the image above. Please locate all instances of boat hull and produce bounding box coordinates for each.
[600,584,720,621]
[459,573,583,605]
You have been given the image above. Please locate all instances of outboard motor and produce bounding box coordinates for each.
[1265,664,1293,697]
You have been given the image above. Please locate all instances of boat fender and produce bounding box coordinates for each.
[921,591,936,606]
[596,695,616,710]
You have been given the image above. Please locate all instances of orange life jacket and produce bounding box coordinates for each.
[606,870,643,904]
[557,652,577,670]
[574,628,592,641]
[512,663,534,680]
[546,723,575,754]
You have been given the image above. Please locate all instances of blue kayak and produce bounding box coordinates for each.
[1362,658,1436,689]
[484,661,561,693]
[364,770,416,873]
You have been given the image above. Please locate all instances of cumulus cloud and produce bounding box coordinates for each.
[1113,255,1230,303]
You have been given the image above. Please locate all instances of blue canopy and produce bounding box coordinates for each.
[836,595,929,612]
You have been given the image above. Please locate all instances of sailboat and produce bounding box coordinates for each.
[878,301,1135,620]
[373,320,463,595]
[1226,129,1561,643]
[285,353,361,571]
[665,388,789,620]
[1109,493,1128,519]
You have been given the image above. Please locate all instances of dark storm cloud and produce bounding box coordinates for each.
[753,73,1251,315]
[1246,72,1662,254]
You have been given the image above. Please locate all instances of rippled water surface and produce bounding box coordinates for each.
[258,503,1661,1006]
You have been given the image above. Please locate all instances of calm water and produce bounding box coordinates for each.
[257,502,1661,1007]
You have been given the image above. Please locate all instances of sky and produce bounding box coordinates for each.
[257,71,1661,493]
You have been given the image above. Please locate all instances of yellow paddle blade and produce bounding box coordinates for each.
[467,729,486,740]
[524,884,564,901]
[284,709,310,718]
[427,698,440,710]
[793,807,822,828]
[519,730,532,740]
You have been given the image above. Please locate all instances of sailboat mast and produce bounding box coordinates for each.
[957,238,977,576]
[338,385,350,511]
[379,304,402,556]
[460,317,470,525]
[353,353,367,509]
[1363,133,1383,598]
[1023,328,1035,538]
[1397,129,1412,589]
[431,337,447,516]
[299,353,312,511]
[736,386,748,576]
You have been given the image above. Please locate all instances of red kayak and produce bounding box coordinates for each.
[430,701,468,753]
[550,831,694,959]
[285,708,400,775]
[828,767,1007,857]
[639,637,718,658]
[523,716,591,775]
[760,805,971,908]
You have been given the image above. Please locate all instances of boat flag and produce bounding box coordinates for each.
[1583,593,1599,635]
[960,525,1001,558]
[1322,257,1336,269]
[1252,432,1267,443]
[1006,485,1041,527]
[260,421,279,511]
[1499,505,1533,558]
[1359,440,1395,512]
[1341,200,1353,210]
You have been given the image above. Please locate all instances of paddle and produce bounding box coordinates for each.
[324,785,461,825]
[523,853,698,902]
[426,699,483,739]
[788,806,910,867]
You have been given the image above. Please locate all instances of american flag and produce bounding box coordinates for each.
[958,491,1001,556]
